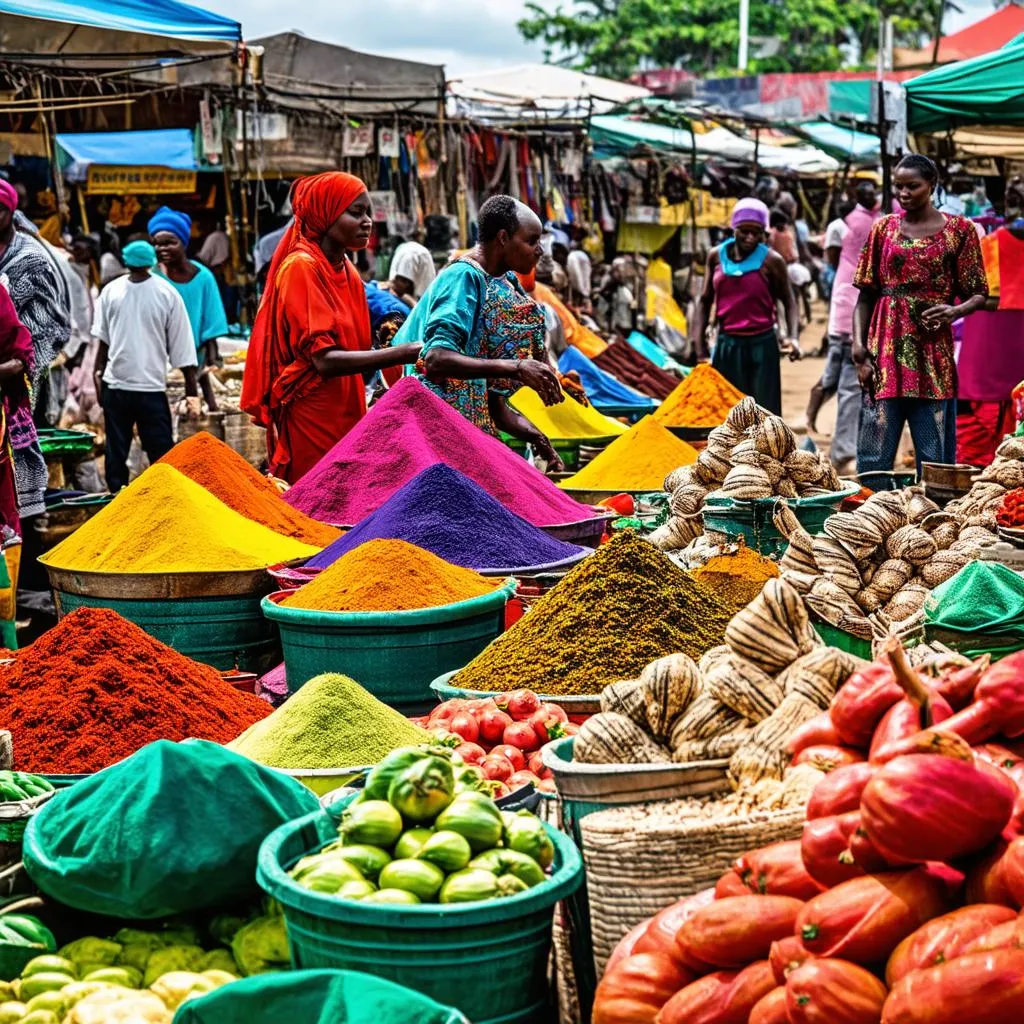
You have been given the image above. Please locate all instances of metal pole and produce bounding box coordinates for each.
[738,0,750,70]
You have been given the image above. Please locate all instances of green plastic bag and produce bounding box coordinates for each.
[926,562,1024,655]
[23,740,319,919]
[173,969,468,1024]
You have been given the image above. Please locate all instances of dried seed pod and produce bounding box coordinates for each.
[670,483,708,517]
[780,528,819,575]
[695,446,731,485]
[868,558,914,601]
[781,569,817,594]
[817,462,843,492]
[886,525,938,566]
[600,678,649,725]
[698,644,732,677]
[640,653,702,741]
[707,423,745,451]
[996,436,1024,460]
[906,491,941,523]
[855,587,883,613]
[648,514,703,551]
[575,712,672,764]
[727,396,764,431]
[823,510,884,561]
[776,475,798,498]
[663,465,695,492]
[885,583,928,623]
[806,577,864,624]
[702,656,784,723]
[719,464,773,500]
[752,416,796,460]
[772,499,802,540]
[812,535,863,594]
[921,548,970,587]
[784,449,826,484]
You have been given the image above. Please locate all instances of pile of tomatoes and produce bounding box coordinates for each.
[410,689,578,795]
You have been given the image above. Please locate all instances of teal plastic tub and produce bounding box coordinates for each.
[257,805,583,1024]
[703,484,860,557]
[262,582,516,710]
[52,590,281,673]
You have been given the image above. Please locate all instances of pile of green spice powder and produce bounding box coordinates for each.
[454,531,732,696]
[228,673,429,768]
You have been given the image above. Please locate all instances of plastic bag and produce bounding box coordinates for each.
[23,740,319,918]
[173,969,468,1024]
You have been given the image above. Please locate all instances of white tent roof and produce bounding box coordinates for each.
[447,64,650,121]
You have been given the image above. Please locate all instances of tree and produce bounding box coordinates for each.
[517,0,934,78]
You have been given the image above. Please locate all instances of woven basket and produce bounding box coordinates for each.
[581,802,805,974]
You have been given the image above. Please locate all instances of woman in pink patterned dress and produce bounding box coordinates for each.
[852,154,988,478]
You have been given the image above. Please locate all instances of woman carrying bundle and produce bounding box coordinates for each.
[241,172,421,483]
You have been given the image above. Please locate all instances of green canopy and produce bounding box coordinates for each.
[906,38,1024,133]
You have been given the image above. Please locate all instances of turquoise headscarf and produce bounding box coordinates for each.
[122,240,157,269]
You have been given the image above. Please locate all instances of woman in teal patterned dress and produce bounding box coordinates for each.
[852,154,988,475]
[394,195,565,468]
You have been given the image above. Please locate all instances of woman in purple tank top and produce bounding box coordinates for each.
[693,198,802,414]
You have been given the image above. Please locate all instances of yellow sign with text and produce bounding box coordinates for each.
[86,166,197,195]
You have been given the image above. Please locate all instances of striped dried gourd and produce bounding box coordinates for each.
[823,511,884,561]
[725,578,807,673]
[806,577,864,627]
[664,465,695,492]
[920,548,970,588]
[856,498,907,538]
[719,464,772,499]
[781,569,817,594]
[728,693,822,785]
[698,644,733,677]
[885,525,937,566]
[670,483,708,518]
[997,436,1024,460]
[640,652,702,741]
[707,423,745,451]
[752,416,796,460]
[762,576,819,654]
[885,583,928,623]
[727,396,765,431]
[784,449,826,484]
[573,712,672,765]
[772,500,802,540]
[855,587,883,613]
[648,513,703,551]
[907,490,941,523]
[776,476,798,498]
[600,678,650,726]
[702,656,784,723]
[672,728,751,764]
[669,694,744,745]
[811,535,863,594]
[817,463,843,491]
[865,558,913,602]
[776,647,866,707]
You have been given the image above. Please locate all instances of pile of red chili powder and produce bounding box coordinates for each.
[0,608,271,773]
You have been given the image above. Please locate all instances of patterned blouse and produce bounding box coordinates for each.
[854,213,987,400]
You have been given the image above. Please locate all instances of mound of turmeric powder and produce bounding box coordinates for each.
[654,364,746,427]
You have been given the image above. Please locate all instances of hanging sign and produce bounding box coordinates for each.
[86,166,197,195]
[377,125,400,159]
[343,124,374,158]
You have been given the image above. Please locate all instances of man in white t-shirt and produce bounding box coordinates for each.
[91,240,199,491]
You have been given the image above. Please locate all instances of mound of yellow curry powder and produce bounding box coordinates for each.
[42,464,319,573]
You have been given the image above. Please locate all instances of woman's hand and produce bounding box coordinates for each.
[517,359,562,406]
[854,355,875,393]
[921,304,960,329]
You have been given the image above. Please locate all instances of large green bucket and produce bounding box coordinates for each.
[262,582,515,711]
[52,590,281,673]
[257,804,583,1024]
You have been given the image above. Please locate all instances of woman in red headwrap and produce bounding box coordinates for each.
[241,172,420,483]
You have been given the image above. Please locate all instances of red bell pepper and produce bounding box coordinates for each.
[938,652,1024,744]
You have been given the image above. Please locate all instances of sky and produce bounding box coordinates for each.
[190,0,994,77]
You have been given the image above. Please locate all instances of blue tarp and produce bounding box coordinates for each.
[57,130,198,181]
[627,330,672,369]
[558,347,655,411]
[0,0,240,44]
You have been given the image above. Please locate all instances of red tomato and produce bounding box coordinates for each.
[480,754,514,782]
[529,709,567,744]
[504,689,543,721]
[427,702,463,728]
[527,751,546,776]
[479,708,513,745]
[508,770,541,789]
[453,742,486,765]
[490,781,511,798]
[491,744,527,772]
[540,701,568,723]
[449,712,480,744]
[504,721,541,753]
[537,778,556,793]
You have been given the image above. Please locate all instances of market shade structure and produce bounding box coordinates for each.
[895,1,1024,67]
[792,121,880,163]
[56,129,200,181]
[905,37,1024,133]
[589,115,839,174]
[0,0,240,56]
[447,65,650,121]
[176,31,444,117]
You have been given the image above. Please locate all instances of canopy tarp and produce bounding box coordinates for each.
[447,65,649,121]
[896,2,1024,67]
[177,32,444,116]
[905,37,1024,133]
[57,129,199,181]
[794,121,880,162]
[590,115,839,174]
[0,0,240,55]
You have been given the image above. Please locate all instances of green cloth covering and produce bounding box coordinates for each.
[23,739,319,919]
[173,970,468,1024]
[926,561,1024,656]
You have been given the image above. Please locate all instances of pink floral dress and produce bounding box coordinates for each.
[854,214,987,400]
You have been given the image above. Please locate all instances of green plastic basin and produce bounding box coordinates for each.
[262,582,516,711]
[257,802,583,1024]
[52,590,281,673]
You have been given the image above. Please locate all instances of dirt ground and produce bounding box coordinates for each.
[780,302,837,454]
